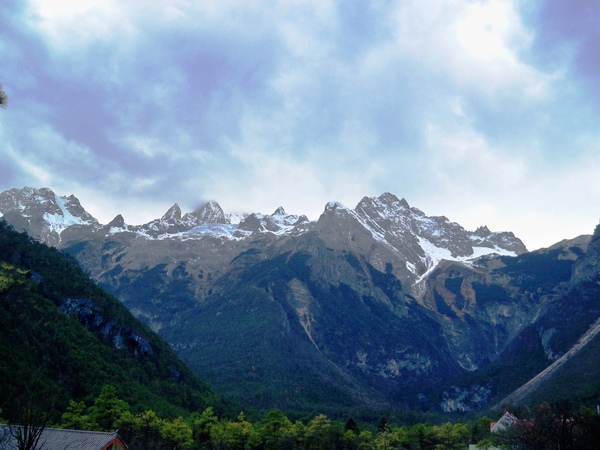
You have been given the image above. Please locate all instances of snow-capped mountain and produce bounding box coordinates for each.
[0,187,99,245]
[317,193,525,284]
[1,186,597,414]
[0,187,525,284]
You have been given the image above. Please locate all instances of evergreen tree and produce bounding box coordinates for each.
[260,409,293,450]
[345,417,359,435]
[60,400,90,430]
[307,414,331,450]
[161,416,193,450]
[88,385,130,431]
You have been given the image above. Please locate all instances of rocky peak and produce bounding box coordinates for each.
[592,222,600,246]
[323,201,348,215]
[237,208,304,235]
[0,187,99,245]
[183,201,228,225]
[469,229,527,254]
[236,213,262,233]
[61,194,98,224]
[0,187,98,224]
[161,203,182,222]
[0,186,61,217]
[474,226,491,237]
[356,193,411,219]
[107,214,126,229]
[97,214,128,237]
[378,192,410,210]
[272,206,287,216]
[296,214,310,225]
[572,224,600,281]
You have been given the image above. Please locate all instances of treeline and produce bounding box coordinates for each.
[49,385,488,450]
[5,385,600,449]
[491,402,600,450]
[45,386,600,449]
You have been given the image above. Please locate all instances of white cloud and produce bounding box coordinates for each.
[425,122,528,189]
[3,124,100,184]
[27,0,137,51]
[201,107,383,219]
[416,126,600,250]
[72,186,174,225]
[391,0,550,96]
[4,0,597,253]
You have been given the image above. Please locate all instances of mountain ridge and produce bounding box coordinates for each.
[2,186,597,415]
[0,187,527,296]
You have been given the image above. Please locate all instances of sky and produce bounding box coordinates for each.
[1,0,599,251]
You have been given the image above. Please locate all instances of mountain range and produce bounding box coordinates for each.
[2,186,599,415]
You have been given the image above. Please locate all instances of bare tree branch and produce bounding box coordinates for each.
[0,84,8,109]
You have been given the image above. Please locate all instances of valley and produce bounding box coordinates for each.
[2,186,599,416]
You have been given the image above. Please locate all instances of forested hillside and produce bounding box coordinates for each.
[0,220,223,425]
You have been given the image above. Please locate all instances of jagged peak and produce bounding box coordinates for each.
[33,186,55,197]
[474,226,491,237]
[324,201,348,214]
[10,186,56,202]
[592,222,600,242]
[186,200,228,224]
[377,192,409,209]
[107,214,126,229]
[272,206,287,216]
[161,203,182,221]
[296,214,309,224]
[356,193,411,216]
[199,200,224,214]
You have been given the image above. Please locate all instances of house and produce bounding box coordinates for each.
[468,411,520,450]
[490,410,519,433]
[0,426,127,450]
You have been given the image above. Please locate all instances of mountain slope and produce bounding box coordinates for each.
[426,232,599,411]
[0,220,222,424]
[492,226,600,407]
[46,191,525,411]
[5,186,600,414]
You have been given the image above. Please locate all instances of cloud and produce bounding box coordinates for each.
[0,0,598,250]
[425,122,528,189]
[390,0,548,93]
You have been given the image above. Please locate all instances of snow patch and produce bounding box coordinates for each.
[416,239,517,283]
[43,195,93,234]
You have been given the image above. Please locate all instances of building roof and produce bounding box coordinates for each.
[490,411,520,433]
[0,426,127,450]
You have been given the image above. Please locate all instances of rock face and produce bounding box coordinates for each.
[2,186,597,413]
[0,187,99,245]
[59,297,153,357]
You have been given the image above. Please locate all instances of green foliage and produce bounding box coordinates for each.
[0,220,221,425]
[60,400,90,430]
[53,388,600,450]
[306,414,331,450]
[88,385,131,431]
[161,416,193,450]
[494,402,600,450]
[260,409,294,450]
[124,410,164,450]
[0,261,29,292]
